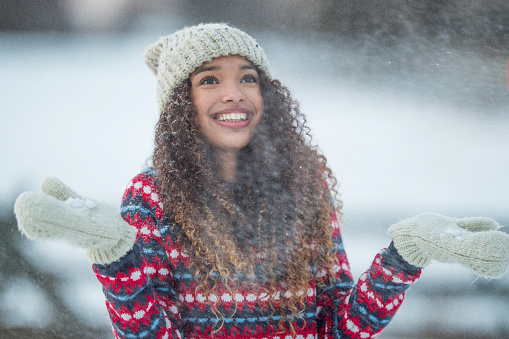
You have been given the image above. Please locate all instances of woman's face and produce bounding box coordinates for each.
[190,55,264,153]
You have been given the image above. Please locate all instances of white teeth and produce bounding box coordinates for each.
[216,112,248,121]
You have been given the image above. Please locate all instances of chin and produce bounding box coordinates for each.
[219,144,248,152]
[215,138,252,151]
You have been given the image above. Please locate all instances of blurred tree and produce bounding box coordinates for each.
[314,0,508,49]
[0,0,71,31]
[1,0,507,52]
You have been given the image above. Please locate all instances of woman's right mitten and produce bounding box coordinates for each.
[14,177,137,265]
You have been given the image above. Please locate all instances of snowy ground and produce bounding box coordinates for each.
[1,30,508,338]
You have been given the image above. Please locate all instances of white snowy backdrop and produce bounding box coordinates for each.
[1,1,509,338]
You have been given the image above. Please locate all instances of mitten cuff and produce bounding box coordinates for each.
[86,224,137,264]
[388,222,433,268]
[385,242,423,273]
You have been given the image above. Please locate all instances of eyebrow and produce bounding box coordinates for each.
[194,64,257,75]
[195,65,220,74]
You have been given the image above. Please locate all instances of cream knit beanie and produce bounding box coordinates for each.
[144,23,272,114]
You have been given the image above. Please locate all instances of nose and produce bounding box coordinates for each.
[221,81,245,103]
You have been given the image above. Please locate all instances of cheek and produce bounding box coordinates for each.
[189,101,208,137]
[253,90,263,109]
[192,100,213,128]
[192,97,206,117]
[255,95,264,121]
[190,88,211,115]
[248,94,264,120]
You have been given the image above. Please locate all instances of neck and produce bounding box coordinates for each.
[215,149,238,183]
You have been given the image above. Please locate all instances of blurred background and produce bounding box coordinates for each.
[1,0,509,338]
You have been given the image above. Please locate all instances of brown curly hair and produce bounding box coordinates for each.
[153,68,343,332]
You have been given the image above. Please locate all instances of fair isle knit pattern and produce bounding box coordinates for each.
[93,169,421,338]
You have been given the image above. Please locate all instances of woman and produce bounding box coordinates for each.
[14,23,509,339]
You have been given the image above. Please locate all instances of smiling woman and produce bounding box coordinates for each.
[190,55,264,181]
[13,23,509,339]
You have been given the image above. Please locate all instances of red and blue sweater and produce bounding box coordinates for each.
[93,169,421,338]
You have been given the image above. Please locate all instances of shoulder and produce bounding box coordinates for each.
[121,168,163,218]
[123,168,160,198]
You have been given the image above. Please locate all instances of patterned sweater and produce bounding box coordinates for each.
[93,170,421,338]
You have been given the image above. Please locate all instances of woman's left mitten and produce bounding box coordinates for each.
[388,212,509,278]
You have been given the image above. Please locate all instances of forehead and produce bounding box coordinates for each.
[192,55,255,75]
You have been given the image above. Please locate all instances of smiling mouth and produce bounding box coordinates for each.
[214,112,249,122]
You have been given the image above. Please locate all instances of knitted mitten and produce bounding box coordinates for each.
[388,212,509,278]
[14,177,137,265]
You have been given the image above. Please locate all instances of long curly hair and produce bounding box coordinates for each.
[153,69,342,332]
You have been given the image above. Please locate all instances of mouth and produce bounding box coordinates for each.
[211,108,253,128]
[214,112,249,122]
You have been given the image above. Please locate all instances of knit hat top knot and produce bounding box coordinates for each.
[144,23,272,114]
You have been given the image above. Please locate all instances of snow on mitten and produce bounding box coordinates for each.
[14,177,137,264]
[388,212,509,278]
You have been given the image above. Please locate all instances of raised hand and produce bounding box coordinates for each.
[14,177,136,264]
[388,212,509,278]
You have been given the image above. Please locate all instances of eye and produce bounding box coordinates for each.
[241,74,258,84]
[198,76,218,85]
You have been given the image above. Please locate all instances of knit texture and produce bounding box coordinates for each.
[94,170,421,339]
[388,212,509,278]
[40,176,79,200]
[144,23,272,114]
[14,177,137,265]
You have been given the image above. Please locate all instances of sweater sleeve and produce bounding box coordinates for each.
[92,171,183,339]
[317,212,422,338]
